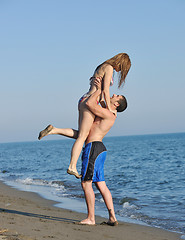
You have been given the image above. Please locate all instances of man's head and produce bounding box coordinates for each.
[110,94,127,112]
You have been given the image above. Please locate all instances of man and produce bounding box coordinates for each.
[38,79,127,226]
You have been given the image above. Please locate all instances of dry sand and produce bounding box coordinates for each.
[0,181,181,240]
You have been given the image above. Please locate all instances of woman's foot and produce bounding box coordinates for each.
[67,169,82,179]
[38,125,53,140]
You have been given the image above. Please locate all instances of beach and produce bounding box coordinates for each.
[0,181,181,240]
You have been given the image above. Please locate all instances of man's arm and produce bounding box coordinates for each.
[86,80,115,120]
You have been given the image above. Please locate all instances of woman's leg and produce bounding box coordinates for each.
[68,102,95,177]
[38,125,79,140]
[95,181,117,223]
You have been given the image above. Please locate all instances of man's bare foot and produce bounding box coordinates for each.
[79,218,95,225]
[107,209,118,225]
[100,220,118,226]
[67,169,82,179]
[38,125,53,140]
[107,220,118,226]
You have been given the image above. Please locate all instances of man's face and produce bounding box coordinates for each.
[111,94,123,104]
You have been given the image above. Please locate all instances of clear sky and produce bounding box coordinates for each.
[0,0,185,143]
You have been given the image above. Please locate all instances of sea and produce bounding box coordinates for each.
[0,133,185,236]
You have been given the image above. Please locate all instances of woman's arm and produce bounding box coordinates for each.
[102,65,113,111]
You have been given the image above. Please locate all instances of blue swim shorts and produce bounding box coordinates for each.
[81,141,107,182]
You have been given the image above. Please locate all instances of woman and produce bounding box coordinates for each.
[39,53,131,178]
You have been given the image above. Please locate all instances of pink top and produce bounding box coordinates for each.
[110,76,114,86]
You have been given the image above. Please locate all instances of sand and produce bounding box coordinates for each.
[0,181,181,240]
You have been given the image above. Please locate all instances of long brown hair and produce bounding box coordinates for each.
[104,53,131,88]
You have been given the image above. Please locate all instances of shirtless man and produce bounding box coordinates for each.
[38,79,127,225]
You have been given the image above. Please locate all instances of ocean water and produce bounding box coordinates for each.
[0,133,185,234]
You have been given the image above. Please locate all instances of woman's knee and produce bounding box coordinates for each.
[77,131,89,140]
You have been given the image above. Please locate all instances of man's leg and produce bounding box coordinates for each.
[80,181,95,225]
[95,181,117,224]
[38,125,78,140]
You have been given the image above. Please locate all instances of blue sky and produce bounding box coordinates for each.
[0,0,185,143]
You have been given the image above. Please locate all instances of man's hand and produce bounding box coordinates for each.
[90,76,102,90]
[93,77,101,90]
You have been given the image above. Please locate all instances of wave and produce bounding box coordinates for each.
[16,177,66,191]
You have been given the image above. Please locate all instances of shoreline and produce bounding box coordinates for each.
[2,179,145,226]
[0,180,181,240]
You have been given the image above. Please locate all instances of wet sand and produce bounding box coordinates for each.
[0,181,181,240]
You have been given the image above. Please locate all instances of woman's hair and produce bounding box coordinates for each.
[98,53,131,88]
